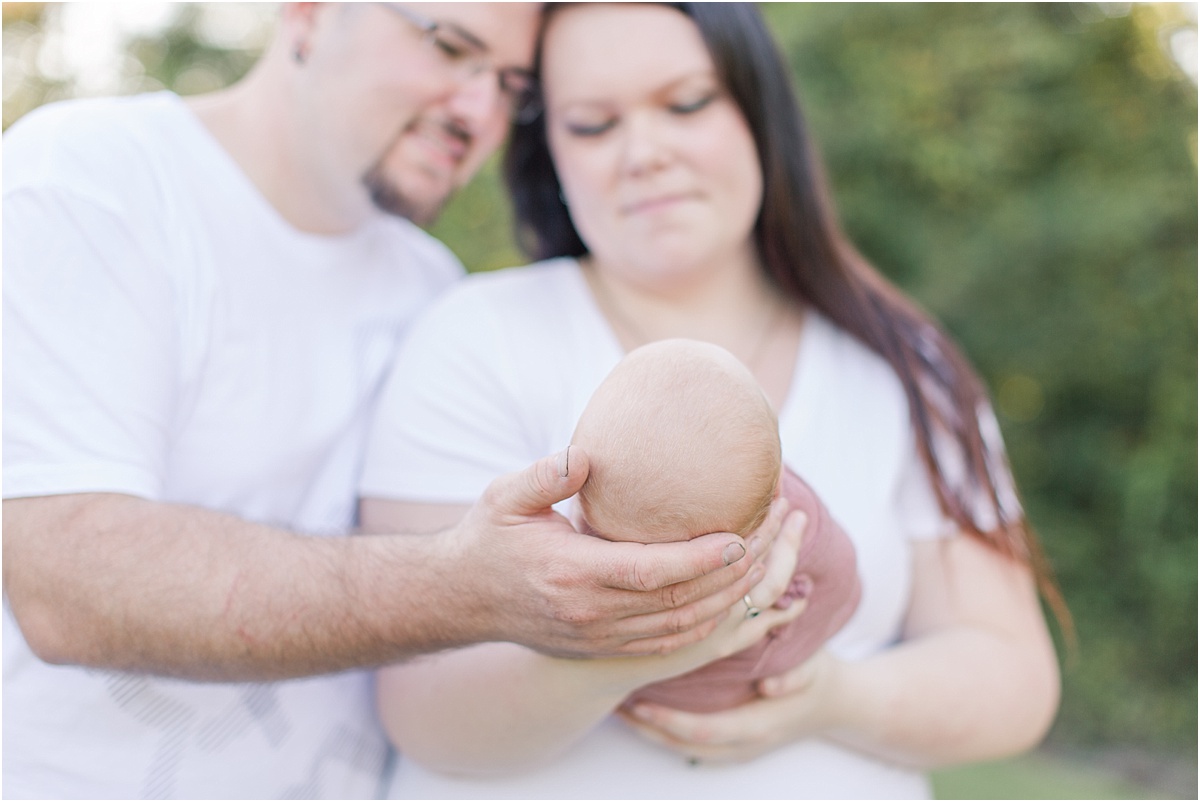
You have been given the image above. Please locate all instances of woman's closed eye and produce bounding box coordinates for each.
[560,88,719,138]
[669,92,718,115]
[565,118,617,137]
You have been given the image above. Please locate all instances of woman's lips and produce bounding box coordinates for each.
[621,192,697,215]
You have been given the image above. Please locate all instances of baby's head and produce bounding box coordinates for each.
[572,339,782,544]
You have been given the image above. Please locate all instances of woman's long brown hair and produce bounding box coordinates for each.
[505,2,1069,633]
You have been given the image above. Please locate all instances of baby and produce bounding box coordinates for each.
[571,339,862,713]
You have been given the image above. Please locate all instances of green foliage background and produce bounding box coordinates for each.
[5,0,1196,782]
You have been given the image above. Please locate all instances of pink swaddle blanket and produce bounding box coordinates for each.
[626,466,862,713]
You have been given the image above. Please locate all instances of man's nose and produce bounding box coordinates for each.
[445,68,506,132]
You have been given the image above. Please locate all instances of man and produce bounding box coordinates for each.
[3,4,794,798]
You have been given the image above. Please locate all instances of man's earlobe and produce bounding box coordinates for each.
[282,2,322,66]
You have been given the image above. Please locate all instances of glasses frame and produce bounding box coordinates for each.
[380,3,542,124]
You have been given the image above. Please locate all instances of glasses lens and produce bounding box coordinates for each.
[434,30,483,70]
[396,7,539,124]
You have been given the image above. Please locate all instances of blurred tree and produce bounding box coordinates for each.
[3,3,270,130]
[3,0,1197,771]
[761,2,1197,756]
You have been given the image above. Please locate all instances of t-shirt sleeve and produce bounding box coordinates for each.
[893,429,959,541]
[359,285,541,503]
[893,399,1021,542]
[3,186,177,500]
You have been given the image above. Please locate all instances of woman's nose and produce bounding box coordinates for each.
[618,112,671,175]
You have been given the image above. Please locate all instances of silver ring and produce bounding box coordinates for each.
[743,594,761,620]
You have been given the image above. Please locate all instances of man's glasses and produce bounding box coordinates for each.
[382,3,542,124]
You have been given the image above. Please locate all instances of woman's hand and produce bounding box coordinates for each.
[610,506,811,690]
[622,535,1061,770]
[617,650,845,763]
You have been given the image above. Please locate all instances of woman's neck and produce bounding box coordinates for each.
[580,253,807,409]
[582,245,774,338]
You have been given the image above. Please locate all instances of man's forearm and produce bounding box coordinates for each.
[3,493,472,681]
[5,449,777,681]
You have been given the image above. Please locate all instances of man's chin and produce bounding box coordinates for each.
[363,171,451,227]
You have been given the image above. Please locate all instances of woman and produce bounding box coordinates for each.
[358,3,1062,798]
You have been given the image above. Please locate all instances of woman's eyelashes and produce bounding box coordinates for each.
[562,93,718,138]
[565,118,617,137]
[669,91,717,115]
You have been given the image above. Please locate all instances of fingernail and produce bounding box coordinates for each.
[722,541,747,565]
[557,445,571,478]
[749,562,766,584]
[630,704,651,721]
[746,535,764,557]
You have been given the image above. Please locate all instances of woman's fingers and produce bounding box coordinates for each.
[616,655,840,761]
[757,650,827,697]
[616,709,750,763]
[619,699,771,756]
[747,508,807,610]
[607,507,808,654]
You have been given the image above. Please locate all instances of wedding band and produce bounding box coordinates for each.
[743,594,761,619]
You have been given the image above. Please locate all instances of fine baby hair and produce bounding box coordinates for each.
[572,338,782,544]
[571,338,863,713]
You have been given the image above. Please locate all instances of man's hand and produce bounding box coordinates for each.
[450,446,798,658]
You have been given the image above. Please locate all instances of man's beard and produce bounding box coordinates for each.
[362,161,447,227]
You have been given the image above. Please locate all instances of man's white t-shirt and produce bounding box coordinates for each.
[3,92,462,799]
[360,259,954,799]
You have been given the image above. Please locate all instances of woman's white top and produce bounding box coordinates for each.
[361,258,955,799]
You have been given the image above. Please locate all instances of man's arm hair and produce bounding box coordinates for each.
[3,492,464,681]
[4,449,770,680]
